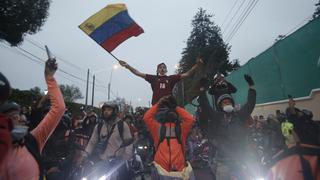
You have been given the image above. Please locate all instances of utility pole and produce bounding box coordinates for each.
[85,69,89,108]
[107,83,110,100]
[91,75,95,106]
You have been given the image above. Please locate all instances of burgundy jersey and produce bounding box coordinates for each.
[145,74,181,105]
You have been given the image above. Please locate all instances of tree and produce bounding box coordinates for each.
[0,0,50,46]
[176,8,239,105]
[30,86,42,96]
[59,84,84,103]
[313,0,320,19]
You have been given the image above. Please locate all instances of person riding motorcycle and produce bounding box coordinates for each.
[198,74,256,180]
[80,102,133,161]
[78,102,133,179]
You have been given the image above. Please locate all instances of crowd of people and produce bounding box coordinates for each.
[0,57,320,180]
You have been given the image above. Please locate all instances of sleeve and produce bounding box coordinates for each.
[122,122,133,160]
[176,107,195,141]
[198,91,217,121]
[239,88,257,119]
[145,74,156,83]
[85,124,99,155]
[143,104,160,143]
[170,74,181,86]
[226,81,237,94]
[31,77,66,152]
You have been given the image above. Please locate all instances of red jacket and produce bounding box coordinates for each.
[143,104,194,172]
[0,113,12,166]
[267,144,320,180]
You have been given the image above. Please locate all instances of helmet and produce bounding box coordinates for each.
[0,101,20,113]
[0,72,11,103]
[216,94,234,108]
[101,102,119,117]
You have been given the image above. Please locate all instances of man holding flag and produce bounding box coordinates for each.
[119,58,203,105]
[79,3,203,105]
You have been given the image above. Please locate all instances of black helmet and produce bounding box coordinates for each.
[101,101,119,117]
[0,101,20,113]
[0,72,11,103]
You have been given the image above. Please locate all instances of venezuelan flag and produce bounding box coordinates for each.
[79,4,144,52]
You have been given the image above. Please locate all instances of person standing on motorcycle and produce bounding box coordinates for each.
[143,95,195,180]
[119,58,203,105]
[80,102,133,162]
[198,74,256,180]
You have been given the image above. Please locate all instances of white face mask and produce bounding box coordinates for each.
[11,125,29,142]
[223,105,234,113]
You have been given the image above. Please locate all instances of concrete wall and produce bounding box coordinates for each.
[252,89,320,120]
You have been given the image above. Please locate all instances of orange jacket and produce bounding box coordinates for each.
[0,77,65,180]
[143,104,194,172]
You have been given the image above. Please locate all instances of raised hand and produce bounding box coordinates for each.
[244,74,254,86]
[119,60,129,68]
[45,58,57,78]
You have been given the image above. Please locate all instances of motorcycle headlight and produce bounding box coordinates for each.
[98,175,107,180]
[144,146,148,149]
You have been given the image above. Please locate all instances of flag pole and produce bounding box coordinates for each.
[107,51,120,62]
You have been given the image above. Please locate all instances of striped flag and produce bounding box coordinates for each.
[79,4,144,52]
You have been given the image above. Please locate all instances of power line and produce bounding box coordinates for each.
[221,0,239,29]
[3,43,108,89]
[2,42,109,102]
[222,0,247,36]
[25,37,110,88]
[226,0,259,43]
[284,15,313,36]
[25,38,88,74]
[225,0,255,42]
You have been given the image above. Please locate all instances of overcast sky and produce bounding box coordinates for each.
[0,0,317,108]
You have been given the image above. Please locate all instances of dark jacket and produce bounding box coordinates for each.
[198,88,256,160]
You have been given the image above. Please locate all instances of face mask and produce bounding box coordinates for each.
[11,125,28,142]
[223,105,234,113]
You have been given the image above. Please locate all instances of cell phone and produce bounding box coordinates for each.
[45,45,53,60]
[45,45,58,71]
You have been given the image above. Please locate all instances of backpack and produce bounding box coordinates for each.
[97,120,125,144]
[24,133,44,180]
[157,121,183,150]
[155,121,185,171]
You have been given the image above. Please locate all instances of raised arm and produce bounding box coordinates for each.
[180,57,203,79]
[31,59,66,152]
[239,74,256,116]
[119,60,146,79]
[198,90,217,120]
[176,107,195,139]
